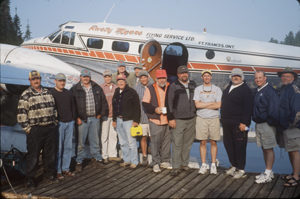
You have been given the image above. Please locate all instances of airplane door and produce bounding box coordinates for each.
[140,39,162,79]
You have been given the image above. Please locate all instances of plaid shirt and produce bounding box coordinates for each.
[82,83,96,117]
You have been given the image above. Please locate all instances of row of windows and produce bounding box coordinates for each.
[49,31,215,59]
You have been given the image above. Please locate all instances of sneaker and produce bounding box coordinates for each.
[75,163,82,173]
[232,170,246,179]
[120,162,130,167]
[160,162,172,169]
[57,173,64,180]
[210,164,217,175]
[198,163,209,174]
[255,171,274,180]
[181,166,190,171]
[62,171,75,177]
[103,158,109,165]
[109,157,122,162]
[129,163,137,169]
[141,156,148,166]
[170,169,181,176]
[153,164,161,173]
[255,173,273,184]
[225,166,236,176]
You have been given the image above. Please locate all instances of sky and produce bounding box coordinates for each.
[10,0,300,43]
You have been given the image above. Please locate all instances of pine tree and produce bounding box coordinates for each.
[294,30,300,47]
[23,20,31,41]
[283,31,295,46]
[0,0,14,44]
[269,37,278,44]
[13,8,23,45]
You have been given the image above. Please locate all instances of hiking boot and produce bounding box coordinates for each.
[153,164,161,173]
[109,157,122,162]
[210,164,217,175]
[255,172,273,184]
[160,162,172,169]
[198,163,209,174]
[62,171,75,177]
[141,156,148,166]
[232,170,246,179]
[120,162,130,167]
[57,173,64,180]
[129,163,137,169]
[75,163,82,173]
[225,166,236,176]
[170,169,181,176]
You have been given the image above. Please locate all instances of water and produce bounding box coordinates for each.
[189,141,292,174]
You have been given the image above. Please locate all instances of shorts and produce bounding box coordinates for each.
[195,117,220,141]
[140,124,150,136]
[255,122,277,149]
[283,128,300,152]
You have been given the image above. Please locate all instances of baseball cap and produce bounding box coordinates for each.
[55,73,66,80]
[103,70,112,77]
[201,70,212,76]
[230,68,244,80]
[138,70,149,77]
[134,63,144,70]
[116,74,126,81]
[155,69,167,78]
[80,69,91,77]
[117,60,126,67]
[177,65,188,74]
[29,70,40,79]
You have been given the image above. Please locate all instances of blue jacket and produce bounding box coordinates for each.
[252,83,279,126]
[278,83,300,130]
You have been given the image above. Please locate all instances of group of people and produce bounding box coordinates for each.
[17,60,300,188]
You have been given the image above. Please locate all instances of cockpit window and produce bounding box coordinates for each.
[48,30,60,41]
[53,33,61,43]
[52,31,75,45]
[165,45,183,56]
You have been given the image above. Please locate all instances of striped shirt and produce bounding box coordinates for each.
[82,83,96,117]
[17,86,57,133]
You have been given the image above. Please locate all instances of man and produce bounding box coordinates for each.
[143,69,172,173]
[135,70,151,166]
[221,68,253,179]
[112,60,132,85]
[112,74,141,169]
[194,70,222,175]
[50,73,76,180]
[17,70,58,187]
[100,70,121,164]
[277,67,300,187]
[252,71,279,184]
[166,65,196,176]
[71,69,108,172]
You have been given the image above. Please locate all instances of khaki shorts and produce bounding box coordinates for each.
[255,123,277,149]
[140,124,150,136]
[283,128,300,152]
[195,117,220,141]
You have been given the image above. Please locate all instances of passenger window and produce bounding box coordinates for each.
[70,32,75,45]
[61,31,71,45]
[112,41,129,52]
[53,33,61,43]
[87,38,103,49]
[165,45,183,56]
[149,45,157,56]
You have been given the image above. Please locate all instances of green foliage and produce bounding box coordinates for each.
[23,22,31,41]
[0,0,25,45]
[269,30,300,47]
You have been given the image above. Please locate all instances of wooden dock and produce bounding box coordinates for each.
[1,161,299,198]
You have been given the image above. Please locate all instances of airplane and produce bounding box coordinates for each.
[21,21,300,88]
[0,43,80,153]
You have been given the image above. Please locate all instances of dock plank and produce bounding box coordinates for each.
[267,175,285,198]
[205,174,234,198]
[195,173,228,198]
[231,174,255,198]
[255,175,279,198]
[182,174,216,198]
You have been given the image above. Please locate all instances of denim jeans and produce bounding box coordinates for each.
[57,121,74,173]
[116,118,138,165]
[76,117,102,163]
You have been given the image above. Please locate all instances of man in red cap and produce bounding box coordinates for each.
[142,69,172,173]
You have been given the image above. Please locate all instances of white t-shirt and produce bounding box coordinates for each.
[193,84,222,118]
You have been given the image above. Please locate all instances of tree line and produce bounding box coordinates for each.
[0,0,31,46]
[269,30,300,47]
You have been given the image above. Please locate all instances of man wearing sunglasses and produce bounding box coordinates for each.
[17,70,59,187]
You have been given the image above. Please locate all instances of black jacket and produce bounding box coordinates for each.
[221,81,253,126]
[166,80,196,120]
[71,81,108,122]
[112,85,141,123]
